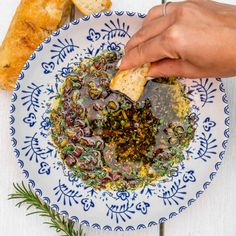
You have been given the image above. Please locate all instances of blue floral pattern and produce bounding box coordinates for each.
[183,170,196,183]
[190,79,217,107]
[54,180,82,206]
[81,198,95,211]
[157,180,187,205]
[59,65,73,77]
[87,28,101,42]
[21,83,43,112]
[188,133,217,162]
[116,191,130,200]
[203,117,216,132]
[50,38,79,64]
[9,12,229,231]
[23,113,36,127]
[101,18,131,40]
[42,62,55,74]
[107,42,123,51]
[40,117,51,131]
[22,133,53,162]
[38,162,51,175]
[136,202,150,214]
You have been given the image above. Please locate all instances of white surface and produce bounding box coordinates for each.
[0,0,236,236]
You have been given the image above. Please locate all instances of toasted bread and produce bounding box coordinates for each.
[0,0,71,90]
[71,0,112,15]
[110,63,151,102]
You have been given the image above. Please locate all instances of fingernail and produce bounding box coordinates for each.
[117,59,122,68]
[146,76,154,80]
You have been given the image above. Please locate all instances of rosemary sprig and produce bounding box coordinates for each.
[9,182,85,236]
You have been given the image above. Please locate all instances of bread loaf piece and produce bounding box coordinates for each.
[110,63,151,102]
[71,0,112,15]
[0,0,71,90]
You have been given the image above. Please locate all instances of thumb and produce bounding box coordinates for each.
[148,59,201,78]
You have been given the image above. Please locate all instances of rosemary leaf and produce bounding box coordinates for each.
[9,182,85,236]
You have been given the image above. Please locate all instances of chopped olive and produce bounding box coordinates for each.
[72,81,82,89]
[89,89,102,100]
[72,91,80,103]
[174,126,185,136]
[83,127,92,137]
[168,137,178,145]
[73,147,83,158]
[60,139,67,148]
[93,103,102,111]
[107,101,117,110]
[65,156,76,167]
[80,62,87,72]
[88,81,95,88]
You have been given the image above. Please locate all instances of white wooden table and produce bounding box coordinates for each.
[1,0,236,236]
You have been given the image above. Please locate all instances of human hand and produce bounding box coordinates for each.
[119,0,236,78]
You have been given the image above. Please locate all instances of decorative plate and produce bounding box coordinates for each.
[10,12,229,231]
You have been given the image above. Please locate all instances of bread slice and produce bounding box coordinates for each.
[110,63,151,102]
[0,0,72,90]
[71,0,112,15]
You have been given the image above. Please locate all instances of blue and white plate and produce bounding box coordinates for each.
[10,12,229,231]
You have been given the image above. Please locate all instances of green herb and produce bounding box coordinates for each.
[76,98,84,105]
[62,145,75,154]
[55,93,63,99]
[9,182,85,236]
[60,118,66,127]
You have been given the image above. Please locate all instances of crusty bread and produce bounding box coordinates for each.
[110,63,151,102]
[71,0,112,15]
[0,0,71,90]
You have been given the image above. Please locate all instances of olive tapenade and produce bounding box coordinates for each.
[50,51,196,190]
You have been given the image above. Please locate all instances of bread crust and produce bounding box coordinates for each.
[71,0,112,15]
[0,0,71,90]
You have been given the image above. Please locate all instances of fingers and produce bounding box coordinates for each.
[121,2,181,69]
[120,34,175,70]
[125,14,175,53]
[143,2,179,26]
[148,59,202,78]
[120,28,181,70]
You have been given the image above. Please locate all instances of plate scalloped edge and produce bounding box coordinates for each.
[9,11,230,231]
